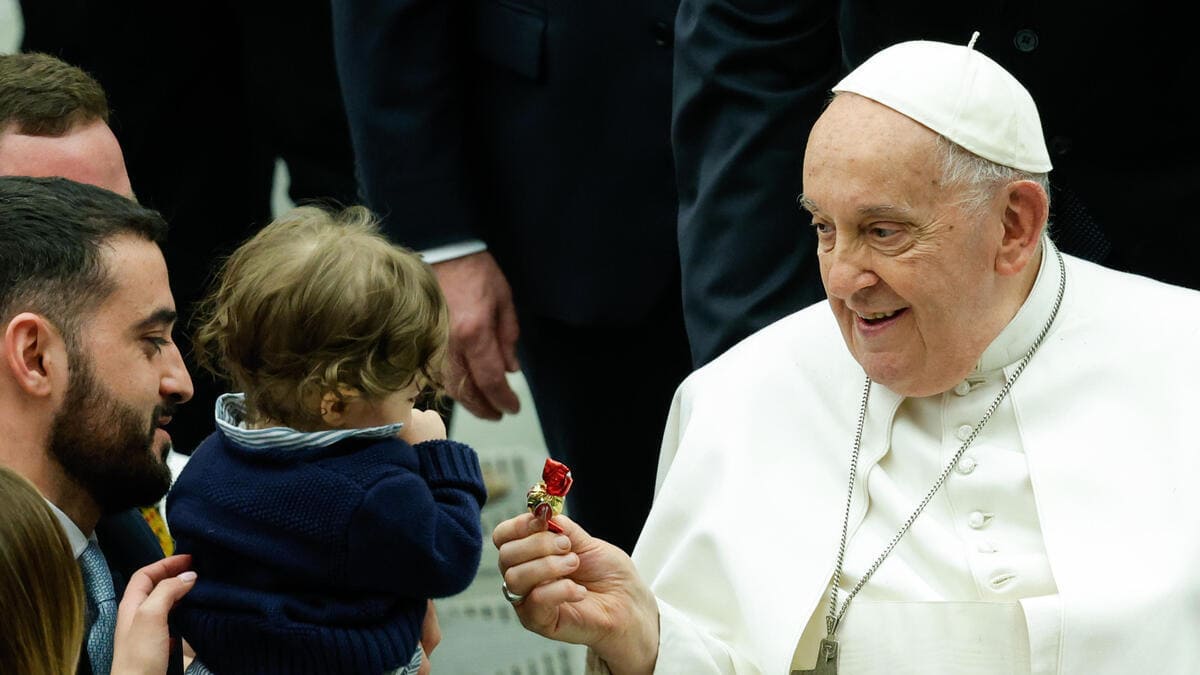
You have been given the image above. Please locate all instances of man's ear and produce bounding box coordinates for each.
[3,313,67,398]
[995,179,1049,277]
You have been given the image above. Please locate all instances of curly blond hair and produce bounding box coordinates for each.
[193,205,448,430]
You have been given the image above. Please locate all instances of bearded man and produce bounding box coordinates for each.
[493,37,1200,674]
[0,176,193,674]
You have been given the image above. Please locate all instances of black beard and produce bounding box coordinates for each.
[48,349,174,515]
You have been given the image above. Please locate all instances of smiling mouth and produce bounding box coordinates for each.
[856,308,907,325]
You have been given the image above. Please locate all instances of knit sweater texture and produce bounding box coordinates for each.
[166,425,486,675]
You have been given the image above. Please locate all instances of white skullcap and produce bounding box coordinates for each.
[832,34,1052,173]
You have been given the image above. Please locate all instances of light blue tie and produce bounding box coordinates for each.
[79,541,117,675]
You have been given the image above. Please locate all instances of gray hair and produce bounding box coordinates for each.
[934,134,1051,223]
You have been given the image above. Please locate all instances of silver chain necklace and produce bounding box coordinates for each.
[797,247,1066,675]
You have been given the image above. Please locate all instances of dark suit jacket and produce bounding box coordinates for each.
[78,510,182,675]
[674,0,1200,366]
[332,0,681,324]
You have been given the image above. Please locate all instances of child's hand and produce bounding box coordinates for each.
[400,409,447,445]
[418,599,441,675]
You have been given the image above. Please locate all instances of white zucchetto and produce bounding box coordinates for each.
[833,34,1053,173]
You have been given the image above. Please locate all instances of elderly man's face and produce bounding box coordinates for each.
[802,94,1014,397]
[0,119,133,198]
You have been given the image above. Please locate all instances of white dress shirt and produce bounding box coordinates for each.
[46,498,91,558]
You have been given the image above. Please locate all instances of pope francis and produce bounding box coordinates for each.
[492,36,1200,674]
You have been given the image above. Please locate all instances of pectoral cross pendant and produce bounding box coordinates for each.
[792,638,838,675]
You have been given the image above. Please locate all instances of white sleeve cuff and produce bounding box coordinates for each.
[419,239,488,264]
[653,597,746,673]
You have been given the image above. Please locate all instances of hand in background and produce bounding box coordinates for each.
[493,514,659,674]
[112,554,196,675]
[433,252,521,420]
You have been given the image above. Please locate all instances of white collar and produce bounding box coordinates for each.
[44,498,92,559]
[974,235,1062,374]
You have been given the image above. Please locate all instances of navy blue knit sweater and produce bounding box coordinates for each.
[165,426,486,675]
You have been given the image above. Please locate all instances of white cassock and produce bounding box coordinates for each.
[619,239,1200,674]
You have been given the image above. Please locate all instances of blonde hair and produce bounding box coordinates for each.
[0,467,84,675]
[194,205,449,430]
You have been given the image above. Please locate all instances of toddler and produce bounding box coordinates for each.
[166,205,486,674]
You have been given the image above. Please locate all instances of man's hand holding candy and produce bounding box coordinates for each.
[492,513,659,674]
[497,460,658,673]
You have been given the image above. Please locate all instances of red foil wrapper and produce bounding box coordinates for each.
[527,458,573,533]
[542,458,573,496]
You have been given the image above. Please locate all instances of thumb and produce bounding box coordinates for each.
[549,515,596,552]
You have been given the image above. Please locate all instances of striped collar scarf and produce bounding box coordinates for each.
[214,392,403,452]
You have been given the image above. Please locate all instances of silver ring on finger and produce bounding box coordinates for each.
[501,582,526,605]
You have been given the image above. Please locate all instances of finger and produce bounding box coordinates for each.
[136,572,198,620]
[136,554,194,584]
[514,578,589,632]
[445,350,503,420]
[502,550,581,596]
[454,379,503,420]
[417,646,431,675]
[492,513,546,550]
[401,410,447,445]
[446,369,502,420]
[547,515,595,551]
[119,554,193,609]
[421,600,441,655]
[445,289,514,417]
[416,410,447,438]
[497,526,573,573]
[495,297,521,373]
[463,335,520,415]
[525,578,589,609]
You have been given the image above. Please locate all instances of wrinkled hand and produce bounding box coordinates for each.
[433,252,520,420]
[493,514,659,674]
[418,599,441,675]
[112,554,196,675]
[400,409,448,446]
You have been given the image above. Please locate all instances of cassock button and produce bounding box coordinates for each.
[990,573,1016,588]
[968,511,992,529]
[953,381,971,396]
[956,457,977,475]
[956,424,974,441]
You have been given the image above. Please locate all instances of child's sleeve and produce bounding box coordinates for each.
[345,439,487,597]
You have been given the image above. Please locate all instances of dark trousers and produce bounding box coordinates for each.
[516,284,692,554]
